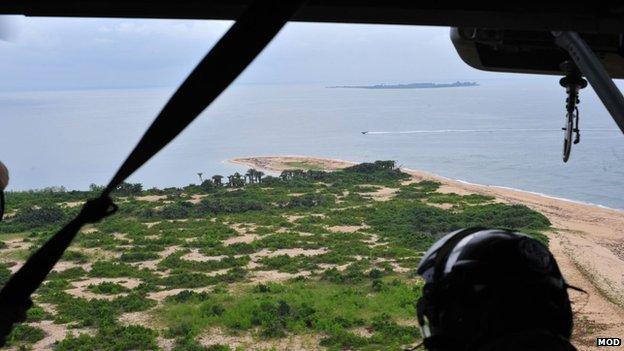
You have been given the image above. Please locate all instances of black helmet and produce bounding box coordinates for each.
[416,228,575,351]
[0,161,7,221]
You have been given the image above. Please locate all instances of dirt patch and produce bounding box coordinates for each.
[157,337,176,351]
[327,225,369,233]
[230,156,354,173]
[363,233,386,248]
[426,202,454,210]
[388,262,411,274]
[112,232,128,240]
[8,262,24,274]
[61,201,83,208]
[53,261,91,273]
[118,311,160,328]
[351,326,374,338]
[317,263,349,272]
[285,215,304,223]
[224,234,260,246]
[38,303,57,316]
[230,223,258,235]
[144,221,161,228]
[73,247,120,260]
[188,194,208,204]
[255,248,328,258]
[436,184,474,196]
[250,269,312,283]
[4,238,31,251]
[361,187,399,201]
[134,259,160,270]
[29,320,94,350]
[200,327,323,351]
[181,249,226,262]
[135,195,168,202]
[160,245,182,258]
[81,226,98,234]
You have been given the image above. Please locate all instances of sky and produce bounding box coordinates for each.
[0,16,546,91]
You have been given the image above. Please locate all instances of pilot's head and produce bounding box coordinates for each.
[0,161,8,221]
[416,228,575,351]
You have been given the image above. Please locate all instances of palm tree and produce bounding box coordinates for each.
[255,171,264,183]
[293,169,305,178]
[197,172,203,183]
[233,172,245,187]
[245,169,256,184]
[212,175,223,186]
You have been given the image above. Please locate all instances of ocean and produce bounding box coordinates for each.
[2,79,624,209]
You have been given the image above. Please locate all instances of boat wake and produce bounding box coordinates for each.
[361,128,619,135]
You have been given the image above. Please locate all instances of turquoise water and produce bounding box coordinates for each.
[2,80,624,208]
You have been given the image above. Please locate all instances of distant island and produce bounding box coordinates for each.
[328,81,478,89]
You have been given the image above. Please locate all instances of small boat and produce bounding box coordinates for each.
[361,131,368,134]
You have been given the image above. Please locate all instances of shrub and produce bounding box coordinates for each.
[1,204,67,232]
[87,282,130,295]
[119,251,159,262]
[370,313,420,344]
[319,330,369,348]
[0,263,11,289]
[114,182,143,196]
[26,305,52,322]
[55,324,158,351]
[160,202,194,219]
[459,204,551,230]
[195,197,265,215]
[14,205,66,225]
[6,324,45,345]
[47,267,87,280]
[62,250,89,263]
[165,290,211,304]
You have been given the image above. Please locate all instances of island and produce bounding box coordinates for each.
[328,81,478,89]
[0,156,621,350]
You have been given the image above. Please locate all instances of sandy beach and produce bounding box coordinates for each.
[231,156,624,349]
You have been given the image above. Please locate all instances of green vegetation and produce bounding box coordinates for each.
[0,160,551,350]
[56,325,158,351]
[160,279,420,349]
[6,324,45,347]
[87,282,131,295]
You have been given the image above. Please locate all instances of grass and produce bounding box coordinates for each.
[0,160,552,349]
[157,278,421,348]
[283,161,327,171]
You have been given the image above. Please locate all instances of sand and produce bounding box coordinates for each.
[230,155,624,349]
[230,156,355,172]
[224,233,260,245]
[327,225,369,233]
[199,327,322,351]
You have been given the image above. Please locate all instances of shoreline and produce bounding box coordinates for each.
[230,155,624,350]
[231,155,624,214]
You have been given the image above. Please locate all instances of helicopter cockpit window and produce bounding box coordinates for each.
[0,12,623,350]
